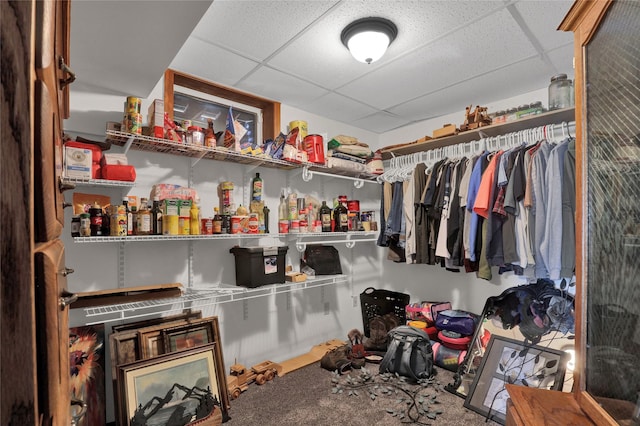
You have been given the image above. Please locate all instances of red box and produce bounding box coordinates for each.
[101,164,136,182]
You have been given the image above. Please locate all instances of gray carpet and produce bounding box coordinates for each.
[227,362,499,425]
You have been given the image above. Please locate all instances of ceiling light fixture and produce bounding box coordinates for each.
[341,17,398,64]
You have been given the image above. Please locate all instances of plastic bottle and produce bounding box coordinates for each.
[333,198,348,232]
[251,173,263,202]
[320,201,332,232]
[151,196,162,235]
[130,205,138,235]
[136,197,152,235]
[190,199,200,235]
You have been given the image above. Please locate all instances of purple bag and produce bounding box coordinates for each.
[435,309,479,336]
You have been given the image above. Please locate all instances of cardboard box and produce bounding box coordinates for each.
[432,124,458,139]
[148,99,165,139]
[178,199,192,217]
[162,199,179,216]
[64,146,92,179]
[229,246,288,288]
[285,272,307,283]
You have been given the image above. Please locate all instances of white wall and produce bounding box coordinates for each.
[64,80,552,423]
[371,88,549,151]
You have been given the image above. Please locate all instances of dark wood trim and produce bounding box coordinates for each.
[1,0,38,424]
[163,69,281,140]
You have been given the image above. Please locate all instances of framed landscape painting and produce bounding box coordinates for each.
[118,344,226,426]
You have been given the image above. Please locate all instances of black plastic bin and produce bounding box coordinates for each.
[229,246,288,288]
[360,287,410,337]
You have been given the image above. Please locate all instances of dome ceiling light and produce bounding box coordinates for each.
[341,17,398,64]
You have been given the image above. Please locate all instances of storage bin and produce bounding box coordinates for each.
[360,287,410,337]
[229,246,288,288]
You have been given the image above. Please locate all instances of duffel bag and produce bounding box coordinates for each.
[435,309,479,336]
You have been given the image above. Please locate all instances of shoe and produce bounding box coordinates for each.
[320,345,352,374]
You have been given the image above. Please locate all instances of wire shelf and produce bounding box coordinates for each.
[72,230,378,243]
[61,176,136,188]
[82,274,349,324]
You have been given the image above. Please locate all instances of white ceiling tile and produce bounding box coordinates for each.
[170,37,259,87]
[191,1,339,61]
[268,1,497,89]
[514,1,574,51]
[351,112,412,134]
[236,67,329,107]
[546,44,575,79]
[337,8,538,110]
[70,1,212,97]
[301,93,378,123]
[388,56,556,122]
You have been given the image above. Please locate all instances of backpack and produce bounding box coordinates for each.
[379,326,434,381]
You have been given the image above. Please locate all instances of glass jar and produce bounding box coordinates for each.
[187,126,204,145]
[548,74,573,110]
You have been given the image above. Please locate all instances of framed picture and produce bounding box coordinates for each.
[111,310,201,334]
[162,318,215,353]
[137,325,169,360]
[70,325,106,426]
[109,329,140,379]
[463,335,570,424]
[117,344,227,426]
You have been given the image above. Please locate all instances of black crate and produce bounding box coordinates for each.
[229,246,288,288]
[360,287,410,337]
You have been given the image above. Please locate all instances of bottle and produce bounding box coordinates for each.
[130,205,138,235]
[212,207,222,234]
[251,173,263,202]
[89,202,103,236]
[320,201,332,232]
[136,197,152,235]
[263,205,270,234]
[288,193,298,220]
[205,118,216,147]
[190,199,200,235]
[123,196,132,236]
[151,196,162,235]
[278,190,288,234]
[333,198,348,232]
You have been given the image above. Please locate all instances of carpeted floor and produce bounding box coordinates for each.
[226,361,499,425]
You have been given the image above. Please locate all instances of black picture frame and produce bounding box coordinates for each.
[463,335,570,424]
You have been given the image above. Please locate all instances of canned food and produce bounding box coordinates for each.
[163,215,179,235]
[247,213,259,234]
[290,219,300,233]
[126,96,141,114]
[231,216,242,234]
[201,218,213,235]
[178,217,190,235]
[124,112,143,135]
[278,220,289,234]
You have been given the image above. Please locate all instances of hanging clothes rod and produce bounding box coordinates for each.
[378,121,575,183]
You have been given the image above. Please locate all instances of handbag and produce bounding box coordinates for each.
[300,245,342,275]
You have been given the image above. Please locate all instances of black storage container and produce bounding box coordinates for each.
[229,246,288,288]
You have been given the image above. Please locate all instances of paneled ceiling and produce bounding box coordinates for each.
[70,0,574,134]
